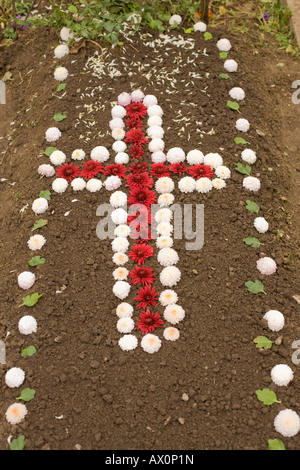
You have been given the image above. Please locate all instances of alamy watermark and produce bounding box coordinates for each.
[292,80,300,105]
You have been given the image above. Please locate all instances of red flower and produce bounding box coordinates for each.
[126,172,153,189]
[126,102,147,119]
[81,160,103,179]
[56,163,81,182]
[128,187,156,208]
[129,266,155,285]
[128,243,154,265]
[134,286,158,309]
[125,128,148,146]
[103,164,127,178]
[151,163,170,178]
[129,144,145,159]
[126,116,143,129]
[130,162,148,173]
[137,310,163,334]
[188,164,214,179]
[128,206,152,241]
[170,162,188,175]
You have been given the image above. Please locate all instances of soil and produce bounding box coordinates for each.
[0,8,300,451]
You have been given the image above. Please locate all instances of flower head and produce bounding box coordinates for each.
[5,367,25,388]
[134,285,158,309]
[257,256,277,275]
[129,265,155,285]
[128,244,154,265]
[103,164,126,178]
[81,160,103,179]
[141,333,162,353]
[274,409,300,437]
[6,403,28,424]
[119,334,138,351]
[18,315,37,335]
[137,310,163,334]
[126,102,147,119]
[151,163,170,178]
[126,172,153,189]
[56,163,81,182]
[128,187,156,208]
[18,271,35,290]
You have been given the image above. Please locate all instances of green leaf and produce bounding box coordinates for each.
[219,51,228,59]
[68,5,78,14]
[21,345,37,357]
[219,73,230,80]
[245,280,266,294]
[17,388,36,402]
[243,237,261,248]
[204,32,212,41]
[253,336,273,349]
[10,435,25,450]
[28,256,46,267]
[227,100,240,111]
[268,439,286,450]
[53,112,67,122]
[245,200,260,214]
[39,190,51,200]
[32,220,48,232]
[234,162,251,175]
[20,293,43,307]
[184,27,194,34]
[256,389,280,406]
[44,147,57,157]
[234,137,250,145]
[56,83,67,92]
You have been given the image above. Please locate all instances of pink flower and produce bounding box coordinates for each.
[256,257,277,275]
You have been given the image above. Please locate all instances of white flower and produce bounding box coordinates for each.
[164,304,185,324]
[204,153,223,169]
[113,151,128,164]
[86,179,102,192]
[38,164,55,177]
[160,266,181,287]
[155,208,173,224]
[243,176,260,192]
[187,149,204,165]
[156,236,173,249]
[52,178,68,193]
[119,334,138,351]
[110,191,127,208]
[112,128,125,141]
[113,267,129,281]
[149,138,165,153]
[104,175,122,191]
[141,334,162,354]
[111,105,126,119]
[229,87,245,101]
[194,21,207,32]
[254,217,269,233]
[131,89,144,102]
[159,289,178,306]
[147,115,162,127]
[236,118,250,132]
[112,141,127,153]
[224,59,238,72]
[157,247,179,266]
[72,149,85,160]
[263,310,285,331]
[112,252,128,266]
[32,197,48,215]
[155,177,174,194]
[45,127,61,143]
[147,105,163,118]
[151,151,167,163]
[271,364,294,386]
[212,178,226,190]
[111,208,128,225]
[156,222,173,237]
[163,327,180,341]
[50,150,66,166]
[257,256,277,275]
[195,177,213,193]
[54,44,69,59]
[109,117,125,130]
[54,66,68,81]
[143,95,158,107]
[215,166,231,179]
[113,280,131,299]
[147,126,164,139]
[91,146,109,162]
[116,302,133,318]
[178,176,196,193]
[241,149,256,164]
[18,315,37,335]
[71,177,86,191]
[5,403,27,424]
[18,272,35,290]
[114,225,131,238]
[111,237,129,253]
[27,234,46,251]
[117,317,134,333]
[217,38,232,51]
[117,92,131,107]
[158,193,175,206]
[169,14,182,26]
[5,367,25,388]
[60,27,73,42]
[274,409,300,437]
[166,147,185,164]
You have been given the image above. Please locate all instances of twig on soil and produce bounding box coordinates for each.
[128,43,139,53]
[18,72,23,85]
[86,39,104,62]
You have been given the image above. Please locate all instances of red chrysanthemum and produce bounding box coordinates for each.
[80,160,103,179]
[126,102,147,119]
[56,163,81,182]
[151,163,170,178]
[188,164,214,179]
[137,310,163,334]
[103,164,127,178]
[128,187,156,208]
[126,172,153,189]
[128,144,145,159]
[169,162,188,175]
[129,266,155,285]
[128,206,152,227]
[128,243,154,265]
[126,116,143,129]
[134,286,159,309]
[125,128,148,146]
[129,162,148,173]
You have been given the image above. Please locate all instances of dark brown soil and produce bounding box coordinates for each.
[0,13,300,451]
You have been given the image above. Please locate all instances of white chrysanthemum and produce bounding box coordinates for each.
[110,191,127,208]
[5,368,25,388]
[109,117,125,130]
[194,21,207,32]
[155,208,173,224]
[196,177,213,193]
[204,153,223,169]
[141,334,162,354]
[160,266,181,287]
[186,149,204,165]
[163,327,180,341]
[147,126,164,140]
[274,409,300,437]
[72,149,85,160]
[54,66,68,81]
[32,197,48,215]
[45,127,61,143]
[156,221,173,237]
[49,149,66,166]
[131,89,145,102]
[263,310,285,332]
[169,14,182,26]
[113,280,131,300]
[257,257,277,275]
[112,128,125,141]
[112,140,127,153]
[119,334,138,351]
[241,148,256,164]
[151,151,167,163]
[215,166,231,180]
[167,147,185,164]
[114,224,130,238]
[212,178,226,190]
[147,105,163,118]
[104,175,122,191]
[254,217,269,234]
[159,289,178,306]
[157,247,179,267]
[229,87,245,101]
[113,267,129,281]
[118,92,131,107]
[71,177,86,191]
[111,105,126,119]
[91,146,109,162]
[164,304,185,324]
[111,208,128,225]
[116,302,133,318]
[149,138,165,153]
[243,176,260,192]
[156,236,173,249]
[158,193,175,206]
[178,176,196,193]
[147,115,162,127]
[60,26,73,42]
[5,403,28,425]
[18,272,35,290]
[111,237,129,253]
[18,315,37,335]
[236,118,250,132]
[52,178,68,193]
[86,179,102,192]
[271,364,294,386]
[155,177,174,194]
[113,252,128,266]
[27,234,46,251]
[54,44,69,59]
[117,316,134,333]
[224,59,238,72]
[38,163,55,177]
[217,38,232,51]
[143,95,158,108]
[115,152,129,164]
